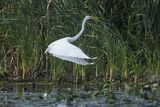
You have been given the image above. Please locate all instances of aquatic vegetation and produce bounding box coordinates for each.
[122,96,133,104]
[105,92,117,104]
[14,93,24,100]
[0,83,160,107]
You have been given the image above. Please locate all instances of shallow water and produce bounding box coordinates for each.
[0,82,159,107]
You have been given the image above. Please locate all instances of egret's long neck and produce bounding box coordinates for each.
[69,18,89,42]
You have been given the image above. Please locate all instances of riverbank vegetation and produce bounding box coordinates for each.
[0,0,160,83]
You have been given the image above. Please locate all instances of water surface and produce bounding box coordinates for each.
[0,82,159,107]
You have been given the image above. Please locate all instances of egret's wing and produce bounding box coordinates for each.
[48,41,91,59]
[47,39,96,65]
[54,55,94,65]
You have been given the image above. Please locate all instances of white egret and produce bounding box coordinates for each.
[45,16,98,65]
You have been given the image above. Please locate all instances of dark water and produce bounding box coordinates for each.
[0,82,160,107]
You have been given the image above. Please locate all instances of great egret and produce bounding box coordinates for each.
[45,16,98,65]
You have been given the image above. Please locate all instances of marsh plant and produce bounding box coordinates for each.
[0,0,160,83]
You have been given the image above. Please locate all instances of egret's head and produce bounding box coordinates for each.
[85,16,100,21]
[85,16,92,20]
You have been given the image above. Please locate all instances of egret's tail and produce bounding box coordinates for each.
[89,57,97,60]
[84,57,97,65]
[88,62,95,65]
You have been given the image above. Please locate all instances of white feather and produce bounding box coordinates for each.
[45,38,96,65]
[48,38,91,59]
[54,55,94,65]
[45,16,97,65]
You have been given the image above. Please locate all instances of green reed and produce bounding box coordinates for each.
[0,0,160,83]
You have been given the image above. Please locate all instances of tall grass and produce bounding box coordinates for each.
[0,0,160,83]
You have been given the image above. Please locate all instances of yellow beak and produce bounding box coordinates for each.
[92,16,100,21]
